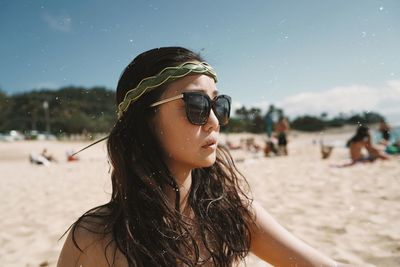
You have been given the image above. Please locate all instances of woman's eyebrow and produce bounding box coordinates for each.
[184,88,219,97]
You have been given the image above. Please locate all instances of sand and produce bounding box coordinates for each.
[1,130,399,267]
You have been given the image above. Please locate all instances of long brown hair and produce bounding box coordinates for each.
[70,47,254,266]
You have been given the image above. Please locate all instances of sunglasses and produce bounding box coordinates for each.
[150,91,231,126]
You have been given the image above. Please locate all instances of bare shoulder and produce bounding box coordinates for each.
[57,217,128,267]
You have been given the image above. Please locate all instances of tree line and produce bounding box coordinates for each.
[224,105,384,133]
[0,87,116,134]
[0,87,385,135]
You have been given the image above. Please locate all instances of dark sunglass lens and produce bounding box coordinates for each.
[186,94,210,125]
[214,96,231,126]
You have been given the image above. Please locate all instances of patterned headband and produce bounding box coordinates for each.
[117,61,218,118]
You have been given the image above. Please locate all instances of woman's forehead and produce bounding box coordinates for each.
[163,74,217,97]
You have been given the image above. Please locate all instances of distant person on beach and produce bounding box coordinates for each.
[385,140,400,154]
[66,150,79,162]
[378,118,391,145]
[40,148,57,162]
[264,105,274,139]
[29,152,50,166]
[275,116,290,156]
[58,47,350,267]
[347,125,389,163]
[264,140,278,157]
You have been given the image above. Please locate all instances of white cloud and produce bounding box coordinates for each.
[42,13,72,32]
[232,101,244,111]
[245,80,400,125]
[279,80,400,118]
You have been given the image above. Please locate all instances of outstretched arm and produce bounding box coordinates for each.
[365,140,389,160]
[249,201,349,267]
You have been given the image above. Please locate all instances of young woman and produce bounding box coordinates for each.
[58,47,349,267]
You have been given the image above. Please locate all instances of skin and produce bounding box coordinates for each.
[349,135,389,163]
[58,74,350,267]
[275,118,289,133]
[275,118,290,156]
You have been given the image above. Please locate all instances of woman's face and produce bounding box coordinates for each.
[151,74,220,173]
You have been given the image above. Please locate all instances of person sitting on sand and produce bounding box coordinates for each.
[226,140,242,150]
[40,148,57,162]
[29,152,51,166]
[385,139,400,155]
[264,140,278,157]
[58,47,350,267]
[347,125,389,163]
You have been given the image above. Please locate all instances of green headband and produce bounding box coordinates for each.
[117,61,218,118]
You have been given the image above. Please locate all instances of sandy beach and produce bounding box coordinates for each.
[1,130,399,267]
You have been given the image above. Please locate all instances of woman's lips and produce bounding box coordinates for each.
[201,139,217,149]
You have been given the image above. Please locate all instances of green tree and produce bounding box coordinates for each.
[3,87,116,134]
[291,116,325,132]
[0,90,12,131]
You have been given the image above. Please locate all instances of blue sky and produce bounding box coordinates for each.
[1,0,399,123]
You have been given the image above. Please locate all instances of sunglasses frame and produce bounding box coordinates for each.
[150,91,231,126]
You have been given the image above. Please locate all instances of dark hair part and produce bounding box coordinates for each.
[347,125,370,147]
[69,47,254,266]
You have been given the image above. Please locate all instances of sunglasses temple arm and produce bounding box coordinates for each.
[150,94,184,107]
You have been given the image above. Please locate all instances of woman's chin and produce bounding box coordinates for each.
[198,154,217,168]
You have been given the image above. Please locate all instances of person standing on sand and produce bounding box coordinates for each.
[275,116,290,156]
[57,47,350,267]
[378,118,391,145]
[264,105,275,139]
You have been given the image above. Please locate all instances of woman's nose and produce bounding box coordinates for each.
[203,108,219,132]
